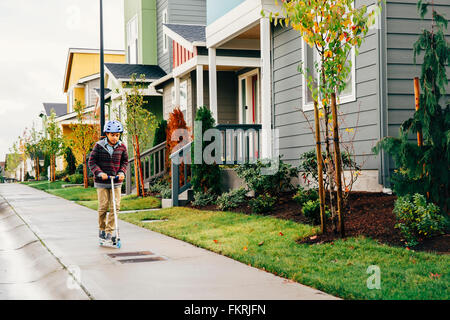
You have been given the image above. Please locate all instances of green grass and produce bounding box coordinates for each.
[21,180,68,191]
[119,207,450,300]
[76,194,161,211]
[22,180,161,210]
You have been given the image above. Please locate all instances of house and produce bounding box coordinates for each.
[199,0,450,192]
[57,48,125,168]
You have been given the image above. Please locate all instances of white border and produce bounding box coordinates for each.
[238,68,260,124]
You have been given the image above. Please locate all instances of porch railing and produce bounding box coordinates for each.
[215,124,262,164]
[125,141,166,195]
[170,142,192,206]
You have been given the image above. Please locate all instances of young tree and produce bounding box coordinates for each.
[42,110,64,182]
[166,107,190,183]
[267,0,379,236]
[65,100,100,188]
[119,74,158,196]
[24,124,43,180]
[374,1,449,212]
[5,141,22,179]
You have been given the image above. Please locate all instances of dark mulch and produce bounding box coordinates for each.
[188,191,449,255]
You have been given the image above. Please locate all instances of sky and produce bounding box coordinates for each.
[0,0,124,161]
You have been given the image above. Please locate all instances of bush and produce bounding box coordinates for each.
[217,188,247,211]
[249,193,277,214]
[299,149,360,187]
[393,194,448,247]
[68,173,84,184]
[191,106,221,195]
[149,177,170,194]
[55,170,66,180]
[235,156,299,196]
[302,200,321,225]
[192,191,217,207]
[293,186,319,206]
[160,186,172,199]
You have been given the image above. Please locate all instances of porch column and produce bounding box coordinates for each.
[196,64,204,108]
[260,17,272,159]
[208,47,218,122]
[174,76,180,107]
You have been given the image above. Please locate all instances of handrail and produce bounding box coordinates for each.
[171,141,192,206]
[125,141,167,195]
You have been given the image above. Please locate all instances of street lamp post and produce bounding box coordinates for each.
[100,0,105,137]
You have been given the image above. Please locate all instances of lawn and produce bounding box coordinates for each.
[119,207,450,300]
[23,180,161,210]
[77,194,161,211]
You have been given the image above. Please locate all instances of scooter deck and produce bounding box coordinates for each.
[99,239,122,248]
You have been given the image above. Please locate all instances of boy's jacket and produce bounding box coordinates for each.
[88,139,129,188]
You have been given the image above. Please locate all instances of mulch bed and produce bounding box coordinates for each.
[187,191,449,255]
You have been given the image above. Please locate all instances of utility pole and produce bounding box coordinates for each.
[100,0,105,137]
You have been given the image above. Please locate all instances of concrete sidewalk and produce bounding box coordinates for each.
[0,183,338,300]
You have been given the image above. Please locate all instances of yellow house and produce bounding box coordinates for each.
[56,48,125,169]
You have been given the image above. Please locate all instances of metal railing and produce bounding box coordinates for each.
[216,124,262,164]
[125,141,166,195]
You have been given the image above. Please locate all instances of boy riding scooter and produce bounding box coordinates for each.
[88,120,128,247]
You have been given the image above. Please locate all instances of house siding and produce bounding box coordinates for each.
[272,0,381,170]
[385,0,450,141]
[157,0,207,74]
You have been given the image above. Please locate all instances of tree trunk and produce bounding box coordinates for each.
[132,142,140,196]
[135,135,145,197]
[83,153,88,188]
[330,92,345,237]
[314,101,326,234]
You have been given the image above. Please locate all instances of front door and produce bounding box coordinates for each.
[239,69,260,125]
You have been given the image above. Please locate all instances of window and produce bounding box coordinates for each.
[69,90,74,113]
[127,15,138,64]
[162,9,168,53]
[302,40,356,111]
[171,80,188,119]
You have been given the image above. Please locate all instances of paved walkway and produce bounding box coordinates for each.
[0,183,338,300]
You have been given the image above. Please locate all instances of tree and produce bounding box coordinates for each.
[65,100,100,188]
[166,107,189,182]
[374,1,449,212]
[119,74,158,196]
[191,106,221,195]
[42,110,64,182]
[5,141,22,178]
[24,123,43,180]
[267,0,379,236]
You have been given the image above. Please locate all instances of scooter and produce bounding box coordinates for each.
[99,176,122,249]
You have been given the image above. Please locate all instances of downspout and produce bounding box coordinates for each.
[377,1,390,187]
[270,23,275,157]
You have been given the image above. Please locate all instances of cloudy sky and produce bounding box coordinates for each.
[0,0,124,161]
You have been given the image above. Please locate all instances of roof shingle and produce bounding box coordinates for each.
[164,24,206,43]
[105,63,166,81]
[42,103,67,117]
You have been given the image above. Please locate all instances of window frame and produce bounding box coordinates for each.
[162,8,168,53]
[302,40,356,112]
[127,15,138,64]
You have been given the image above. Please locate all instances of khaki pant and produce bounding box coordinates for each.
[97,187,121,234]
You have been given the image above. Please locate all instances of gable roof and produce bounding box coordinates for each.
[164,24,206,43]
[42,103,67,117]
[105,63,167,82]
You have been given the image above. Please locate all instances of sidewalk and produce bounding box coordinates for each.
[0,183,338,300]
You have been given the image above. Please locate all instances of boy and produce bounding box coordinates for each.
[88,120,128,246]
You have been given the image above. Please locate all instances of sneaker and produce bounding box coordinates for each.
[99,230,106,240]
[103,233,113,245]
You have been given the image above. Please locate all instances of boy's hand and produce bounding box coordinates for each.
[118,174,125,182]
[100,173,108,180]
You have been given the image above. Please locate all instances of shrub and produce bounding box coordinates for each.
[55,170,66,180]
[302,199,321,225]
[249,193,277,214]
[149,177,170,194]
[217,188,247,211]
[68,173,83,184]
[293,186,319,206]
[235,156,299,196]
[160,186,172,199]
[393,194,448,247]
[192,191,217,207]
[191,106,221,195]
[299,149,360,188]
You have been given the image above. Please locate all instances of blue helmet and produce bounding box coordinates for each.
[104,120,123,133]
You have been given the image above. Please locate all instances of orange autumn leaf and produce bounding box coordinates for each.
[279,232,284,236]
[258,241,265,246]
[213,239,218,243]
[324,50,332,58]
[243,246,248,251]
